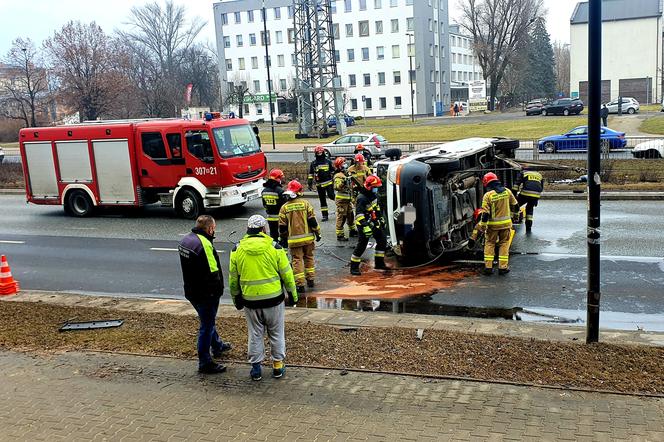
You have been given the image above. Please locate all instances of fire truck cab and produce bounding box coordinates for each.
[19,117,267,219]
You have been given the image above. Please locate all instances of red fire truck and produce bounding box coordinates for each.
[19,116,267,219]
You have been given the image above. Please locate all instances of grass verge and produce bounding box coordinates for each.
[0,163,24,188]
[1,301,662,395]
[640,115,664,135]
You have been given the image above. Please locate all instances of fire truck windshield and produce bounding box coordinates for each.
[212,125,261,158]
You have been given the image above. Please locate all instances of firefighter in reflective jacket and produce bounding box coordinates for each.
[347,153,372,201]
[279,180,321,293]
[333,157,356,241]
[350,175,389,276]
[261,168,286,241]
[478,172,519,275]
[308,146,335,221]
[353,143,372,165]
[513,168,544,233]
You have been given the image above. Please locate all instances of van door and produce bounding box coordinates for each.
[183,129,219,187]
[137,131,182,189]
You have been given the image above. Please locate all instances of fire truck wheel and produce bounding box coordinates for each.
[176,189,203,219]
[65,190,94,217]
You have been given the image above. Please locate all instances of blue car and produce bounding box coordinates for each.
[327,114,355,128]
[538,126,626,153]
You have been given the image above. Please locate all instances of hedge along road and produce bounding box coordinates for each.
[1,193,663,332]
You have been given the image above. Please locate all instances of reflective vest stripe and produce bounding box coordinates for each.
[244,290,284,301]
[317,180,333,187]
[196,234,218,273]
[266,215,279,222]
[521,190,541,198]
[240,275,280,286]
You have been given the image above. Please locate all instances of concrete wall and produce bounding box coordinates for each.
[570,16,662,103]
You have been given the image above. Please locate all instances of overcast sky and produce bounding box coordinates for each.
[0,0,579,55]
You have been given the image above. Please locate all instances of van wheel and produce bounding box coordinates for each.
[176,189,203,219]
[424,157,461,175]
[65,190,94,217]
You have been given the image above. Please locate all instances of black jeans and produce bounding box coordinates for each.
[317,185,335,216]
[267,220,280,241]
[518,194,538,225]
[189,296,224,368]
[353,226,388,259]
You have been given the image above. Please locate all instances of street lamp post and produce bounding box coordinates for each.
[406,32,415,123]
[262,1,276,150]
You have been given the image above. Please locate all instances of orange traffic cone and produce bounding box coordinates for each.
[0,255,20,296]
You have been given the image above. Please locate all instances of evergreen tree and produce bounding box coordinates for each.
[523,18,556,99]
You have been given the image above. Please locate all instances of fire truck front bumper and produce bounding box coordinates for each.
[205,179,264,208]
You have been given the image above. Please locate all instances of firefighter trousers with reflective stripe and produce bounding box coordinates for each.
[290,242,315,285]
[484,228,511,270]
[335,199,354,237]
[317,185,335,216]
[267,220,280,242]
[244,302,285,364]
[518,194,538,226]
[352,227,387,263]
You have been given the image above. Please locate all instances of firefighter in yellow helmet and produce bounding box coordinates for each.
[478,172,518,275]
[332,157,355,241]
[278,180,321,293]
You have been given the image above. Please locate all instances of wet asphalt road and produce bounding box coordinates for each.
[1,195,663,330]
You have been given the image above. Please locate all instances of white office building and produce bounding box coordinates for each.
[448,24,482,86]
[213,0,451,120]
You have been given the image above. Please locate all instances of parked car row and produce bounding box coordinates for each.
[526,97,642,117]
[322,132,387,160]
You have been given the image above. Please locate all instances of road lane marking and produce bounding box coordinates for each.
[0,240,25,244]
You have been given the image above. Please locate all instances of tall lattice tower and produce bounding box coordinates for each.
[293,0,343,138]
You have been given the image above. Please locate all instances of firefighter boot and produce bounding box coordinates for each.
[483,267,494,276]
[296,285,306,294]
[307,279,315,288]
[498,267,511,275]
[337,235,349,242]
[350,260,361,276]
[349,229,358,237]
[525,220,533,234]
[374,256,389,270]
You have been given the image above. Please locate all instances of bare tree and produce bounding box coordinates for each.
[45,21,125,121]
[119,0,205,116]
[460,0,544,110]
[224,73,254,118]
[179,44,221,109]
[1,38,50,127]
[553,41,570,97]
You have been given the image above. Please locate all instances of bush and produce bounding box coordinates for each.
[0,120,24,143]
[0,163,25,188]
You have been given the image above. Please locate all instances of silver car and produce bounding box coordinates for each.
[0,146,4,164]
[605,97,639,114]
[321,133,388,160]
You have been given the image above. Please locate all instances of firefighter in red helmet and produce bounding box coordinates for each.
[261,168,285,241]
[308,146,335,221]
[347,153,372,204]
[278,180,321,293]
[350,175,389,276]
[478,172,518,275]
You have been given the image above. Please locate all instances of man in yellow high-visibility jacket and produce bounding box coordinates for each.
[229,215,297,381]
[478,173,518,275]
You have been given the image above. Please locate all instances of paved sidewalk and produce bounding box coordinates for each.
[1,350,663,441]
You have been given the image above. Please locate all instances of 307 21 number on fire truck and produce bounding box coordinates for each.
[195,167,218,175]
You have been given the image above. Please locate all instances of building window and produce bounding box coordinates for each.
[379,97,387,109]
[365,97,373,110]
[393,71,401,84]
[349,74,356,87]
[394,96,402,108]
[361,47,369,61]
[248,10,254,22]
[351,98,358,110]
[378,72,385,85]
[407,17,414,31]
[347,49,355,62]
[407,43,414,57]
[344,0,352,12]
[238,58,245,70]
[359,20,369,37]
[288,5,293,18]
[390,0,398,6]
[429,44,433,56]
[223,36,230,48]
[376,46,384,60]
[291,54,297,65]
[360,0,367,10]
[333,23,340,39]
[225,59,232,70]
[280,79,287,90]
[428,19,432,31]
[256,103,263,115]
[335,50,340,62]
[274,7,281,19]
[234,12,241,23]
[236,35,243,47]
[409,69,416,82]
[391,19,399,33]
[264,55,271,67]
[278,54,285,67]
[430,70,434,83]
[331,0,337,13]
[261,30,270,46]
[249,33,256,46]
[288,29,295,43]
[363,73,371,86]
[452,71,456,81]
[243,104,250,114]
[375,20,383,34]
[251,57,258,69]
[406,0,413,4]
[221,13,228,25]
[276,31,283,44]
[254,80,261,92]
[375,0,382,7]
[346,23,353,37]
[392,45,400,58]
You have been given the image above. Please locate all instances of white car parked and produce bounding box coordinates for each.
[321,132,388,160]
[604,97,639,114]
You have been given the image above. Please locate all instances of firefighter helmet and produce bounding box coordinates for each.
[355,143,365,151]
[334,157,346,169]
[268,168,284,181]
[364,175,382,190]
[482,172,499,187]
[354,153,365,164]
[286,180,303,194]
[473,208,485,223]
[314,145,325,156]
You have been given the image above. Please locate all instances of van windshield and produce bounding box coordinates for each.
[212,125,261,158]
